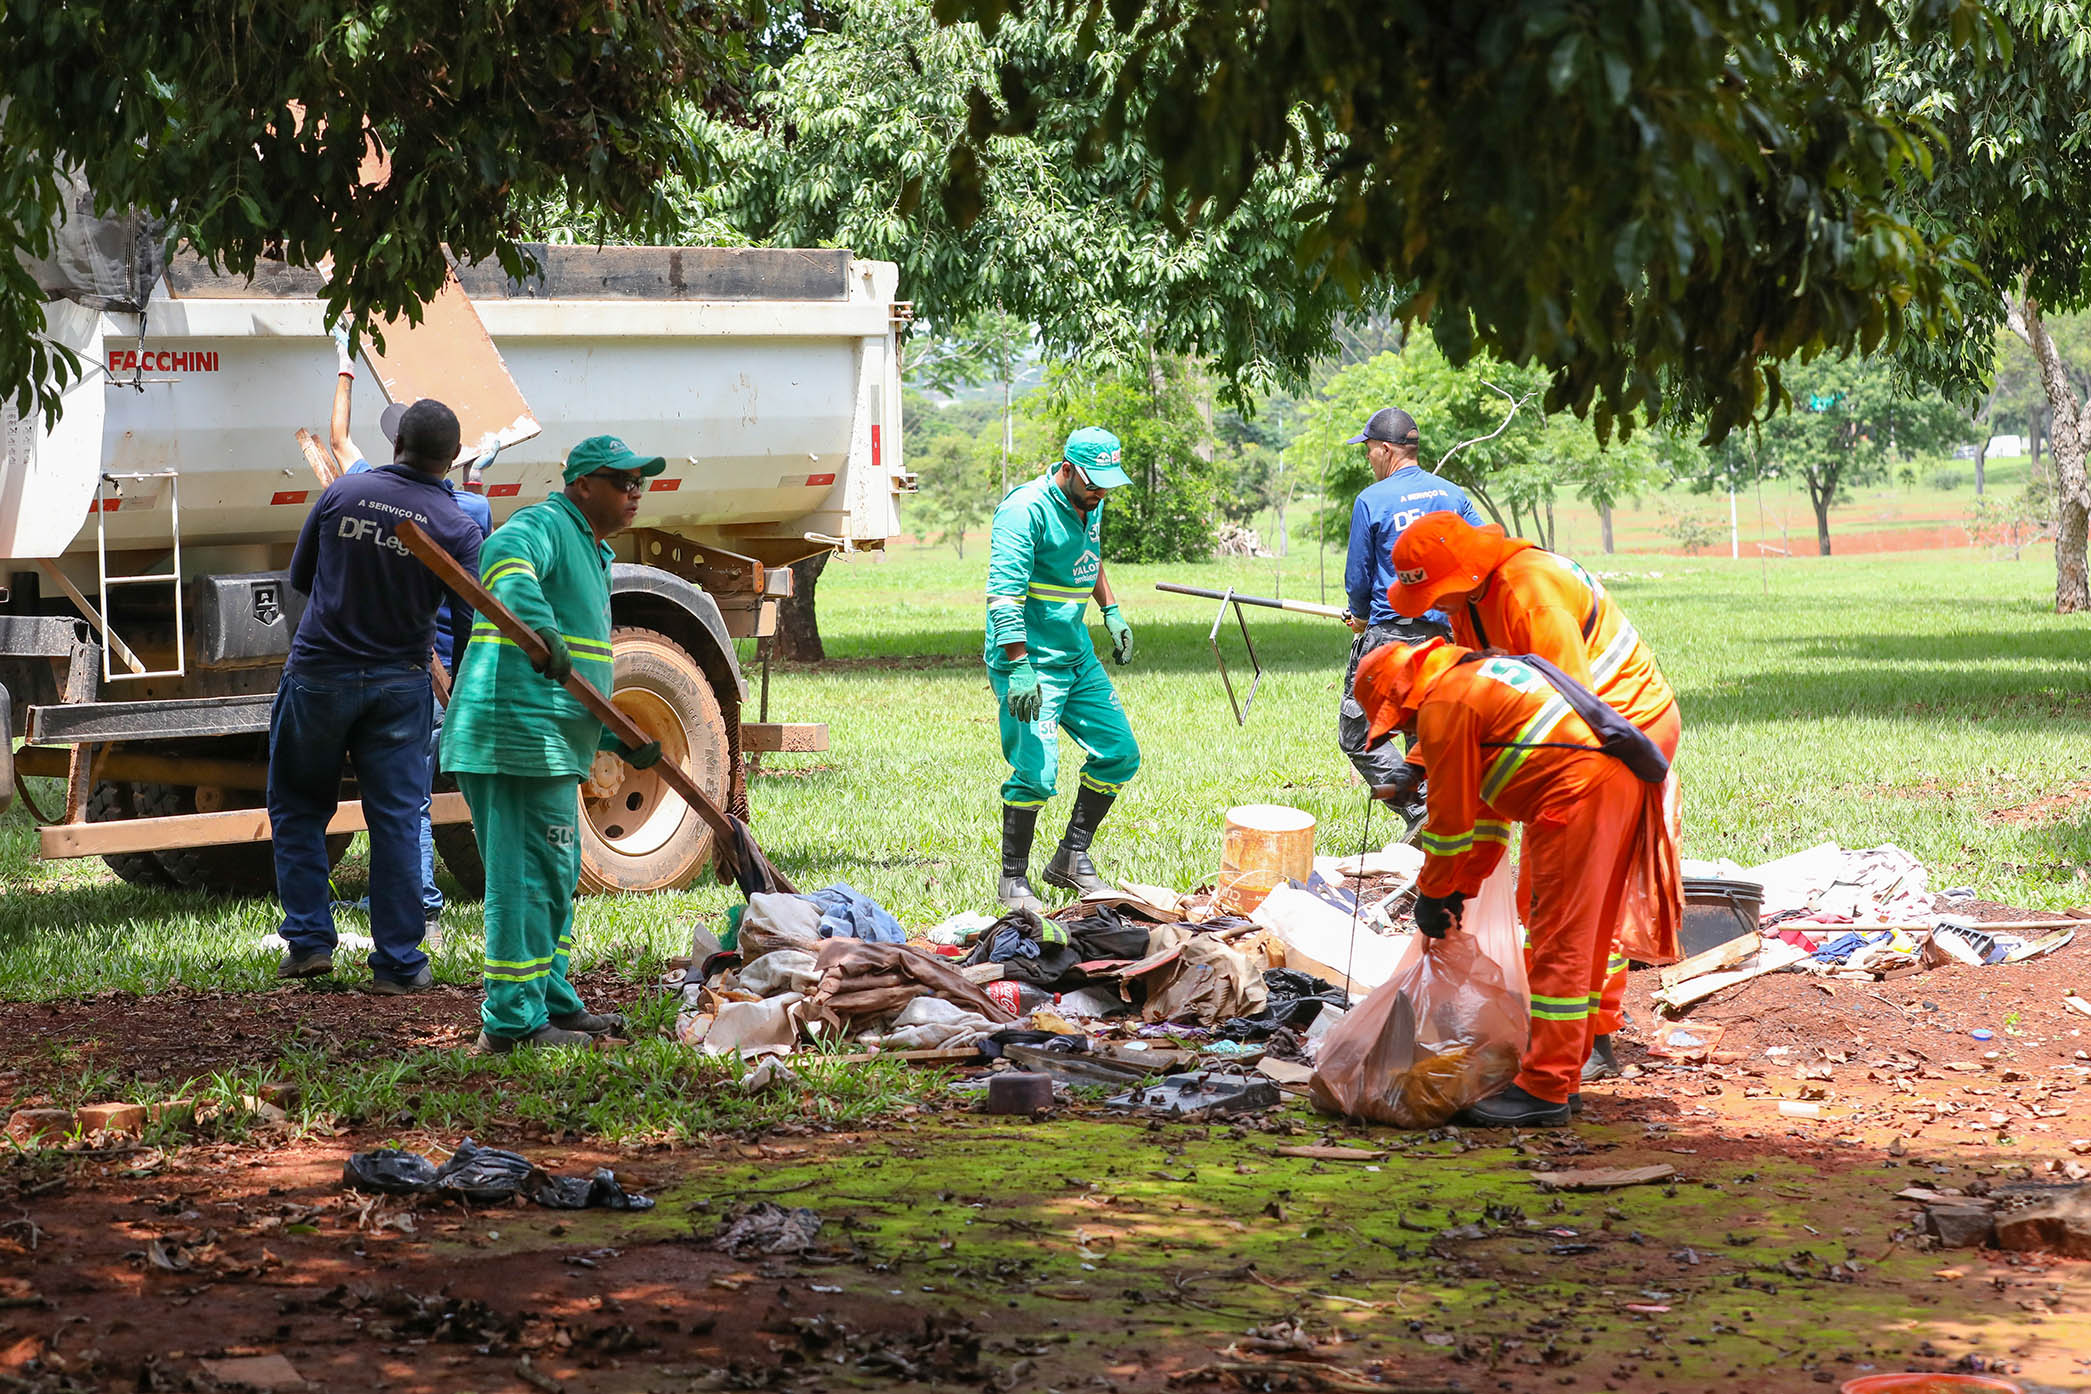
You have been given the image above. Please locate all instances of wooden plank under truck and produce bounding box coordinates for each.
[0,247,906,895]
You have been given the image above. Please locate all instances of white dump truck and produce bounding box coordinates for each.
[0,246,907,895]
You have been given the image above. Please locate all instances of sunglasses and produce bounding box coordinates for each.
[589,470,647,496]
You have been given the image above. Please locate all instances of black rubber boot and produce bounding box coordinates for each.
[1042,786,1114,895]
[1581,1034,1621,1083]
[998,804,1046,912]
[551,1009,629,1037]
[1452,1083,1573,1128]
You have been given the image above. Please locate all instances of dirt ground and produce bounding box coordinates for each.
[6,951,2091,1393]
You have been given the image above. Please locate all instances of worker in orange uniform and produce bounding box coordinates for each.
[1383,513,1681,1083]
[1351,637,1678,1126]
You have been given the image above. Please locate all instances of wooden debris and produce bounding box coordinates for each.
[1658,932,1759,989]
[1273,1145,1391,1163]
[1529,1164,1677,1192]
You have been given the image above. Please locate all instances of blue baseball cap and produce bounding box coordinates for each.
[1064,427,1130,488]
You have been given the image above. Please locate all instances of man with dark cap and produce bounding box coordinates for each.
[441,436,665,1052]
[269,395,485,991]
[1336,406,1486,796]
[329,330,494,943]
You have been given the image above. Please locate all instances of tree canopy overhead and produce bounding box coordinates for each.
[2,0,761,419]
[937,0,1992,442]
[686,0,1370,405]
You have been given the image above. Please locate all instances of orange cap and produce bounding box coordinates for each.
[1354,636,1450,745]
[1386,512,1511,617]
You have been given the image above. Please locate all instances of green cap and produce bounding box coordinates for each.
[1063,426,1129,489]
[563,434,667,485]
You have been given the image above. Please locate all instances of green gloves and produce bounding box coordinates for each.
[1005,660,1043,723]
[1102,604,1133,665]
[618,740,663,769]
[531,627,573,684]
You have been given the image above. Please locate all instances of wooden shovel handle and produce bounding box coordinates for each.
[395,518,741,875]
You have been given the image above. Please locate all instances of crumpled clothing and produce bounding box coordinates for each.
[964,907,1083,988]
[698,993,806,1056]
[806,938,1017,1034]
[739,949,820,997]
[1139,925,1269,1027]
[1056,904,1157,964]
[344,1137,653,1210]
[740,893,824,957]
[858,996,1000,1051]
[807,882,906,944]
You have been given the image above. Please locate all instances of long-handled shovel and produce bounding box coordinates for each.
[396,519,794,894]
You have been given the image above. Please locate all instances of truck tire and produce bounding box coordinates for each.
[577,627,733,895]
[131,783,350,897]
[88,781,178,889]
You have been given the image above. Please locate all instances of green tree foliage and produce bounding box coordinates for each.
[2,0,758,421]
[1696,355,1973,556]
[1025,361,1218,563]
[941,0,1989,442]
[686,0,1368,404]
[903,392,1004,556]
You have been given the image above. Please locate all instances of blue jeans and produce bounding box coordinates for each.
[268,660,434,981]
[420,696,444,917]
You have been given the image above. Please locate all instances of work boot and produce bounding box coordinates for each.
[1452,1083,1573,1128]
[475,1024,594,1054]
[277,949,334,980]
[998,804,1046,913]
[360,965,435,996]
[1042,786,1114,896]
[1581,1034,1622,1083]
[551,1009,629,1038]
[1569,1093,1584,1118]
[422,911,445,953]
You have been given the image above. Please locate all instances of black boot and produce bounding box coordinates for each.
[998,804,1045,912]
[1580,1034,1621,1083]
[1452,1083,1572,1128]
[1042,786,1114,895]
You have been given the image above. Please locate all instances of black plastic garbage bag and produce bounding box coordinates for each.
[343,1137,654,1211]
[1215,968,1352,1042]
[341,1148,441,1195]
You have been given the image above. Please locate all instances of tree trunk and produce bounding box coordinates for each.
[1973,393,1994,497]
[1807,468,1835,557]
[2009,294,2091,612]
[1598,502,1615,553]
[775,550,832,661]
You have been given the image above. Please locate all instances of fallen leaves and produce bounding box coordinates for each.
[1529,1165,1677,1192]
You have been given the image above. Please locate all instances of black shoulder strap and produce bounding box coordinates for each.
[1514,654,1669,784]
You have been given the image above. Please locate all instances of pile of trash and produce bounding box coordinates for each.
[1657,843,2079,1014]
[665,833,1523,1127]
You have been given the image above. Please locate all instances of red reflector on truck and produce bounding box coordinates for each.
[649,478,680,492]
[270,491,308,506]
[88,499,121,513]
[488,483,522,497]
[807,473,836,487]
[872,424,882,470]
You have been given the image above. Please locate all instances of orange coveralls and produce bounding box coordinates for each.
[1406,651,1651,1106]
[1431,541,1680,1036]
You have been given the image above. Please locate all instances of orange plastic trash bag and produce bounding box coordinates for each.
[1309,860,1530,1128]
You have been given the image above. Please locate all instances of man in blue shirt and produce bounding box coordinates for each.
[1336,407,1487,791]
[270,388,484,990]
[330,339,495,941]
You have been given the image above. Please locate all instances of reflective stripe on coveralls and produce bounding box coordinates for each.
[989,654,1141,808]
[459,771,588,1036]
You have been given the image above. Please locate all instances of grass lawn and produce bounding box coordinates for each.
[4,538,2089,1003]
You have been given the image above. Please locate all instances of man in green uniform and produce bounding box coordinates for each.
[442,436,666,1051]
[984,427,1140,910]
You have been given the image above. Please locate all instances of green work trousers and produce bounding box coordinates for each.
[989,653,1141,809]
[458,771,588,1038]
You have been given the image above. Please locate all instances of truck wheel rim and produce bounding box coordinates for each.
[583,689,692,859]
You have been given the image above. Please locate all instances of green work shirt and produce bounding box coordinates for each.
[442,492,619,778]
[983,473,1103,671]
